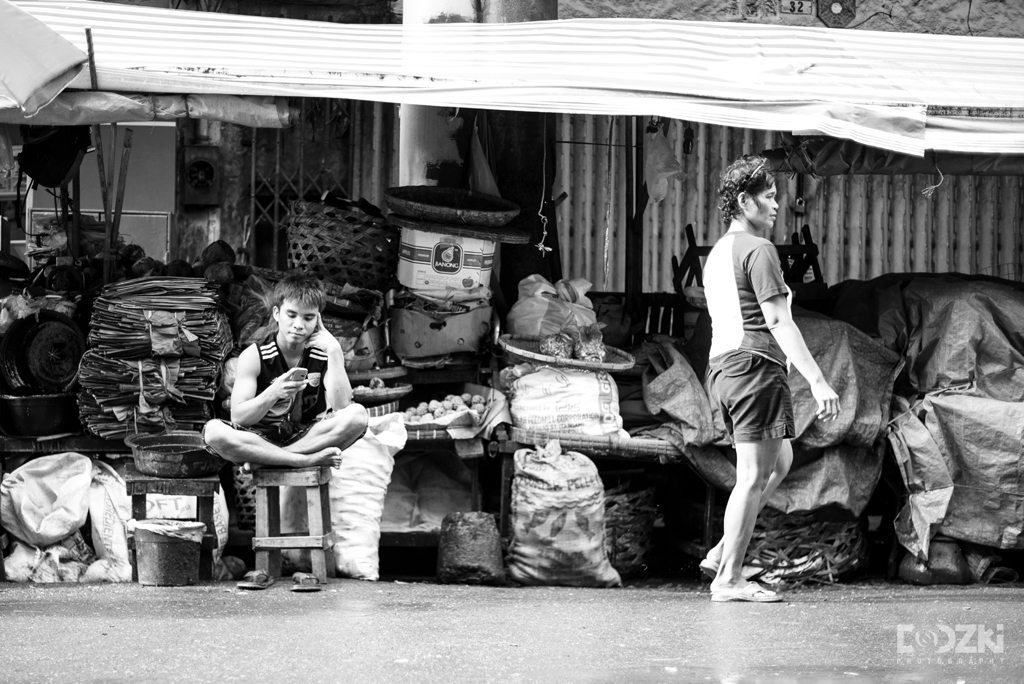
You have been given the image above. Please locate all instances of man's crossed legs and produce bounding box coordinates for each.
[203,403,369,470]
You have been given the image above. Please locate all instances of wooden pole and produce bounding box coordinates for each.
[111,129,134,255]
[70,171,81,259]
[85,27,115,283]
[625,116,648,315]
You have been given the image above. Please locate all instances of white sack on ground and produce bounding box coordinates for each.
[506,441,621,588]
[83,461,133,582]
[0,452,92,547]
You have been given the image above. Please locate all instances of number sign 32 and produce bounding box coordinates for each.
[782,0,814,14]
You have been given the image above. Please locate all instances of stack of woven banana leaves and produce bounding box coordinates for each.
[78,277,233,439]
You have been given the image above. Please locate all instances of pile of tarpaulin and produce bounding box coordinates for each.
[830,273,1024,562]
[78,277,233,438]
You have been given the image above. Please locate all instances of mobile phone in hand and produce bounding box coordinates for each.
[287,367,308,382]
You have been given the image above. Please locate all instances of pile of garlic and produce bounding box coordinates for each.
[403,393,489,425]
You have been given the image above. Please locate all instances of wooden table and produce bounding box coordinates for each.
[123,462,220,581]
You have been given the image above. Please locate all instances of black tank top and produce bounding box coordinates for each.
[251,338,330,441]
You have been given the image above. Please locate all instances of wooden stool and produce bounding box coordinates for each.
[124,462,220,582]
[252,466,335,583]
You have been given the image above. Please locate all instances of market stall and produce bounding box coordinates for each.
[4,0,1024,589]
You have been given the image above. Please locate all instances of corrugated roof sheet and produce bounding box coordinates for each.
[12,0,1024,154]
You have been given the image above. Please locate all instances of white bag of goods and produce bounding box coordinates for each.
[280,413,407,580]
[82,461,133,582]
[0,452,93,547]
[508,366,628,437]
[506,441,621,587]
[506,275,598,336]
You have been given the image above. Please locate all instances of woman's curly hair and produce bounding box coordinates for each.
[717,154,775,224]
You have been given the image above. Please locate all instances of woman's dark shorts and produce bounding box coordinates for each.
[707,350,795,444]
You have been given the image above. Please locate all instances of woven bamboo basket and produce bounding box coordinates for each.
[366,399,399,417]
[509,427,681,461]
[498,334,635,372]
[603,483,658,576]
[233,465,257,531]
[285,200,400,291]
[347,365,409,384]
[744,509,868,585]
[385,186,520,227]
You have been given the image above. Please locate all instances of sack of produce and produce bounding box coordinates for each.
[506,441,621,587]
[506,275,598,337]
[507,366,628,437]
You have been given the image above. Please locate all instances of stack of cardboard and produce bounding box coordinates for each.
[78,277,233,438]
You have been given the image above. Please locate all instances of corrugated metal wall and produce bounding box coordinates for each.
[352,109,1024,291]
[552,114,1024,292]
[348,100,400,211]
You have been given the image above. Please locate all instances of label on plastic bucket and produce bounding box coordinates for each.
[131,519,206,543]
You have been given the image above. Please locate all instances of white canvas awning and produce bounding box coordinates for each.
[8,0,1024,155]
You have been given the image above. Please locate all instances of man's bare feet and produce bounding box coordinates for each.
[309,446,343,469]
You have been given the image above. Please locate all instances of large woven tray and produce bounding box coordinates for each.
[389,215,530,245]
[509,427,681,460]
[346,366,409,383]
[366,399,399,418]
[498,334,635,372]
[353,383,413,405]
[385,186,520,227]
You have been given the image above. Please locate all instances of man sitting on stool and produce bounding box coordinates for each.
[204,273,368,469]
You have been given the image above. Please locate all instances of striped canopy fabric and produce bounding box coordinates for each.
[0,0,85,115]
[11,0,1024,154]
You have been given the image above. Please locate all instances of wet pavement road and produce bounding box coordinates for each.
[1,579,1022,684]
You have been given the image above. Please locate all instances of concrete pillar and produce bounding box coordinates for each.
[482,0,562,306]
[398,1,477,187]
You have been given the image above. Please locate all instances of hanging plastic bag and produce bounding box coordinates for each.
[506,274,598,336]
[645,130,685,206]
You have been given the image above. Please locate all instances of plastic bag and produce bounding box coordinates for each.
[645,129,685,206]
[506,441,621,587]
[508,366,628,437]
[0,452,93,547]
[4,532,95,583]
[145,487,229,564]
[506,275,598,337]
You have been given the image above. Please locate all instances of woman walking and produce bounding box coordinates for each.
[700,154,840,602]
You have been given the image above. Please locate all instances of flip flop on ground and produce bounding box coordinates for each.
[699,558,719,580]
[290,572,323,593]
[710,584,782,603]
[236,570,275,590]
